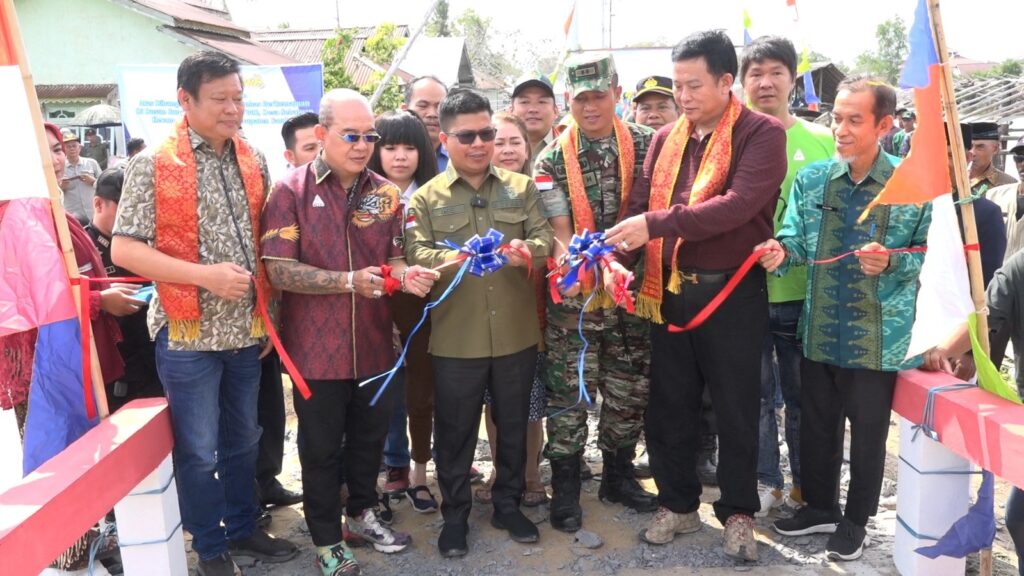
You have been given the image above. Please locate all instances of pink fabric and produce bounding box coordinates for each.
[0,198,77,336]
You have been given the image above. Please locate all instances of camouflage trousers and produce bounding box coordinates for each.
[543,308,650,460]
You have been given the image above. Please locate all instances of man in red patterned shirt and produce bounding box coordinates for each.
[261,89,437,576]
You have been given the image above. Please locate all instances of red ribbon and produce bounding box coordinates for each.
[72,274,313,413]
[666,242,962,334]
[70,275,146,420]
[667,248,769,333]
[546,258,564,305]
[378,265,402,296]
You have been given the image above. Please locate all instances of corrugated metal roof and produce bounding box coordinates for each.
[253,26,416,90]
[954,77,1024,123]
[36,84,118,100]
[165,27,298,65]
[115,0,248,36]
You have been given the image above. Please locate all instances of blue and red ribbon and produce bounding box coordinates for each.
[361,229,513,406]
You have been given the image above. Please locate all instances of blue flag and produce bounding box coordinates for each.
[915,470,996,559]
[900,0,940,89]
[21,317,98,475]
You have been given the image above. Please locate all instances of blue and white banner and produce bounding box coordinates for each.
[119,64,323,182]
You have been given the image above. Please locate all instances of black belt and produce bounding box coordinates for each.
[673,267,740,285]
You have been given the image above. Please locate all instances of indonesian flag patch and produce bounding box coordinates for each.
[535,174,553,191]
[405,213,418,229]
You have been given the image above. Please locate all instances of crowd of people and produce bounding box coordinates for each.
[4,24,1024,576]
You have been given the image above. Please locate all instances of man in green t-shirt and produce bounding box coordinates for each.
[740,36,835,518]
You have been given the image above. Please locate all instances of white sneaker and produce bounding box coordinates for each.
[755,482,783,518]
[348,508,412,553]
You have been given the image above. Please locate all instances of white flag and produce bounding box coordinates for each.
[906,193,973,359]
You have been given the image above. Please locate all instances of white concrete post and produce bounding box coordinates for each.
[894,417,972,575]
[112,454,187,576]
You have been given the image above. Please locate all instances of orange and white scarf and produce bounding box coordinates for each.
[636,95,742,323]
[559,117,635,309]
[153,116,269,342]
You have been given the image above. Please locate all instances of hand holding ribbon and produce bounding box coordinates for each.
[362,229,512,406]
[377,264,403,296]
[441,229,509,276]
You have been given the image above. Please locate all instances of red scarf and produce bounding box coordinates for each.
[636,95,742,323]
[153,117,268,342]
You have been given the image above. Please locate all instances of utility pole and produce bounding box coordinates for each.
[369,0,441,108]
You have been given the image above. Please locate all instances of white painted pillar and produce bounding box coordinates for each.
[113,455,187,576]
[894,417,972,575]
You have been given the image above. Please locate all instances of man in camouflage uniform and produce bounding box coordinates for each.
[534,52,658,532]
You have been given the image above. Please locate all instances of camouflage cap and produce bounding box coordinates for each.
[565,52,617,98]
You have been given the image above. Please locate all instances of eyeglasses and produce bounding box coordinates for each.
[1014,154,1024,163]
[446,128,497,145]
[336,132,381,143]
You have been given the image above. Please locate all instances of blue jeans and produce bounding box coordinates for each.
[383,370,410,468]
[155,329,261,560]
[757,301,803,490]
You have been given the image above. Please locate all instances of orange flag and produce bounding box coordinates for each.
[859,65,949,221]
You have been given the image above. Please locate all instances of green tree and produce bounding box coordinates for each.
[453,9,520,81]
[853,16,909,85]
[322,29,355,91]
[973,58,1024,78]
[427,0,452,37]
[364,22,406,65]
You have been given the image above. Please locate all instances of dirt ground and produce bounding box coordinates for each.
[182,379,1022,576]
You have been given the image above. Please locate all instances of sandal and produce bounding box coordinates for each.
[406,485,439,514]
[522,480,549,507]
[473,478,495,504]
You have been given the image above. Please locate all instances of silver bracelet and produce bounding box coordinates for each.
[399,268,409,293]
[345,271,354,292]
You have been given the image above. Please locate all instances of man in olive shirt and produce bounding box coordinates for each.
[405,89,552,557]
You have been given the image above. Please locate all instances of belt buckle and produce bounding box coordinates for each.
[679,271,699,285]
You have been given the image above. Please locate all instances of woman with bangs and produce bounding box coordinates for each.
[368,110,441,513]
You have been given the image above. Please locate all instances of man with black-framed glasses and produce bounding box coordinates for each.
[405,88,552,557]
[261,89,438,576]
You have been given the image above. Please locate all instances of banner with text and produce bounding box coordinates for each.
[119,64,323,182]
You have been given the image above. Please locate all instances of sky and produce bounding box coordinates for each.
[227,0,1023,67]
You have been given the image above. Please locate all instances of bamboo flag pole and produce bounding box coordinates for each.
[928,0,989,355]
[4,0,109,418]
[928,1,992,573]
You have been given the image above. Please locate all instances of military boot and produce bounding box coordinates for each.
[599,447,659,512]
[549,454,583,532]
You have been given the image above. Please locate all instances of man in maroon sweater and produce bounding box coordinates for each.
[605,30,786,561]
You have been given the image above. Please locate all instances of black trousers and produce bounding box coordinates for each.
[646,268,766,524]
[800,358,896,527]
[433,346,536,525]
[293,375,396,546]
[256,351,285,493]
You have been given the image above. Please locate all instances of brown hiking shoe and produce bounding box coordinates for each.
[639,506,701,545]
[723,514,759,562]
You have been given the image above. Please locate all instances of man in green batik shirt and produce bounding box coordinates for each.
[757,76,929,563]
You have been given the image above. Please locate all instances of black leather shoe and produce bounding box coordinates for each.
[438,522,469,557]
[599,448,659,513]
[260,481,303,508]
[228,529,299,563]
[491,510,539,543]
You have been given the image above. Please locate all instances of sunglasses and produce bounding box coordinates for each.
[447,128,497,145]
[1014,154,1024,163]
[337,132,381,143]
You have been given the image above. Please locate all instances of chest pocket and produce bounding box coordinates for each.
[492,210,528,241]
[432,209,470,246]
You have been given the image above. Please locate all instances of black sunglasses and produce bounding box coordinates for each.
[1014,154,1024,163]
[447,128,497,145]
[337,132,381,144]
